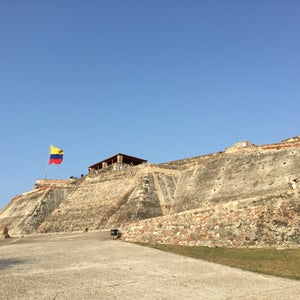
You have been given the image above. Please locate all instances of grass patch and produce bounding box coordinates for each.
[136,243,300,280]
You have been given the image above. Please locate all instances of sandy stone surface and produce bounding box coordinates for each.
[0,231,300,299]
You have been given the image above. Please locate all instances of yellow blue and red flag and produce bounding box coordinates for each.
[49,145,64,165]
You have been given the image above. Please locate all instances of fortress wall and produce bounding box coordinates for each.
[158,152,223,171]
[2,137,300,244]
[35,179,70,187]
[172,147,300,213]
[0,188,70,236]
[37,164,179,233]
[38,168,141,232]
[121,191,300,248]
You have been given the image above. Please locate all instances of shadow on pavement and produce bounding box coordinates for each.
[0,258,29,270]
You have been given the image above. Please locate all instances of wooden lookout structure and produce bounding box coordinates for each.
[88,153,147,174]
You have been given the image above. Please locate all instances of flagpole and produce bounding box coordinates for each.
[45,145,50,179]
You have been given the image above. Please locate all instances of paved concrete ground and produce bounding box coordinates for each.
[0,231,300,300]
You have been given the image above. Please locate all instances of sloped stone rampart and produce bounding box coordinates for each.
[1,137,300,246]
[0,187,71,236]
[37,164,179,233]
[121,191,300,248]
[172,147,300,213]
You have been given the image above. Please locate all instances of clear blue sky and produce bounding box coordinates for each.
[1,1,300,209]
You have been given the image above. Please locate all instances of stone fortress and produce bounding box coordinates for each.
[0,136,299,248]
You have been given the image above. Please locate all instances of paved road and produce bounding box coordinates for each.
[0,231,300,299]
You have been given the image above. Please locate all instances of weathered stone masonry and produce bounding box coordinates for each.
[121,191,300,248]
[1,137,300,248]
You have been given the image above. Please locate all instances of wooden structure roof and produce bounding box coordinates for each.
[89,153,147,171]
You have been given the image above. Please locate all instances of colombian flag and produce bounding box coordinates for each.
[49,145,64,165]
